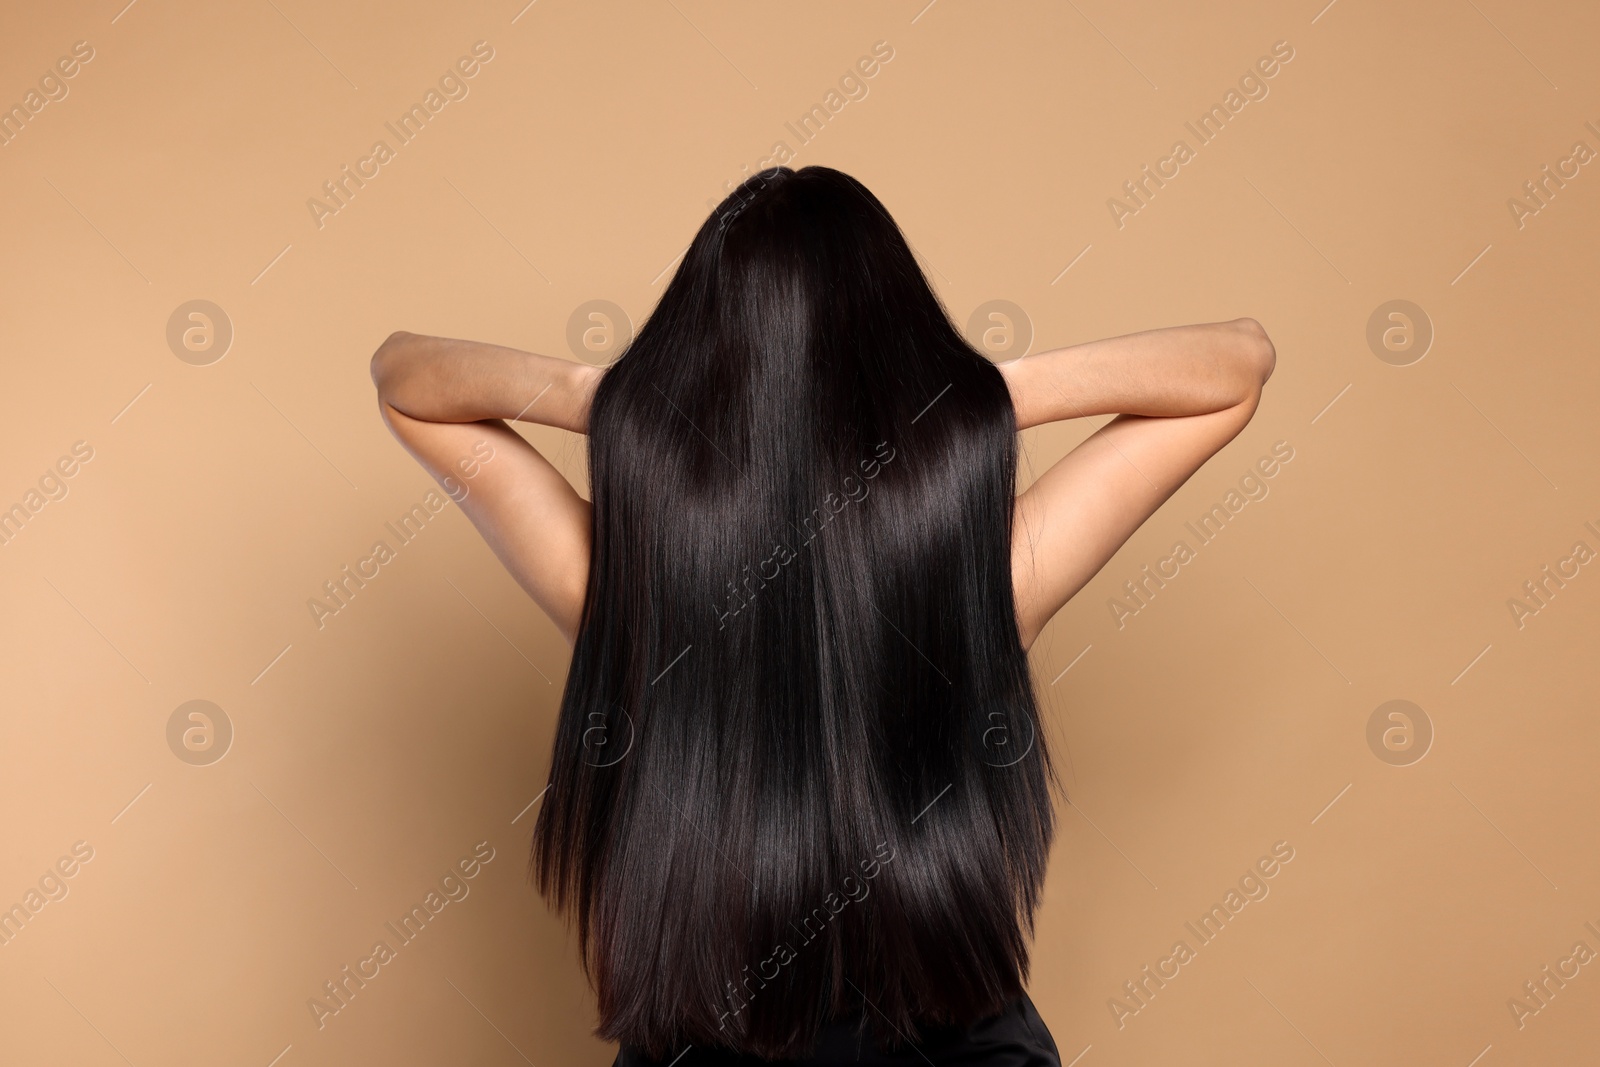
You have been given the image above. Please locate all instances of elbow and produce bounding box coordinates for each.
[1234,317,1276,387]
[369,331,413,396]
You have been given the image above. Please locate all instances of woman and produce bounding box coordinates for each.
[371,166,1274,1065]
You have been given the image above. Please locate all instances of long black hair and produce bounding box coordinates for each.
[532,165,1057,1060]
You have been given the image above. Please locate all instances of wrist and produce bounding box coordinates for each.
[995,356,1034,430]
[516,355,601,434]
[567,361,603,434]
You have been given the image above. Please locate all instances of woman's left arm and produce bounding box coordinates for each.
[370,331,602,645]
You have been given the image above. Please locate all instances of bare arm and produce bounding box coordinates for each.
[1000,318,1276,651]
[370,332,602,644]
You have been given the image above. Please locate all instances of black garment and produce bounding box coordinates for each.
[611,992,1062,1067]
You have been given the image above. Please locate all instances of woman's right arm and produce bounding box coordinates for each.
[999,319,1276,651]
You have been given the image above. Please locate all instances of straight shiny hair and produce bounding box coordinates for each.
[532,165,1057,1060]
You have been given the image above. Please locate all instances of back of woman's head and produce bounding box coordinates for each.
[533,165,1056,1059]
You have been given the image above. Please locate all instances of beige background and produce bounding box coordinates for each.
[2,0,1597,1064]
